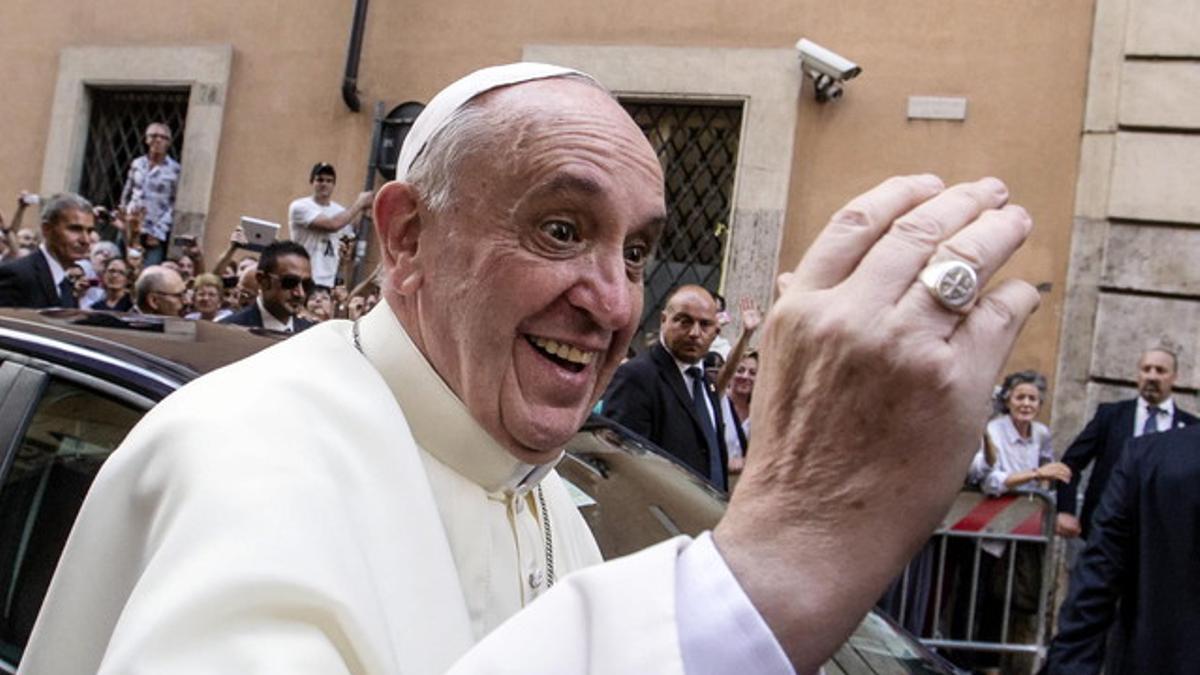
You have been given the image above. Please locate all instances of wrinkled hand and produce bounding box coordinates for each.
[1055,512,1082,539]
[714,175,1039,672]
[738,296,762,333]
[1035,461,1072,484]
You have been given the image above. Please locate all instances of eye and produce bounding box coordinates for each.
[540,220,578,244]
[624,243,649,267]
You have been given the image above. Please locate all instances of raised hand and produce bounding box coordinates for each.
[714,175,1039,672]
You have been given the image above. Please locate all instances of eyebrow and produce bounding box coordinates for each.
[522,170,666,239]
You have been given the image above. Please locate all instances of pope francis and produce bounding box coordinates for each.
[20,63,1041,674]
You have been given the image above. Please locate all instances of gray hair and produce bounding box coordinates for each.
[90,240,120,260]
[134,265,172,311]
[406,73,611,214]
[1143,344,1179,372]
[996,370,1047,415]
[40,193,93,226]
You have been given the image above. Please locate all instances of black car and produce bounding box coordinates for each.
[0,309,959,674]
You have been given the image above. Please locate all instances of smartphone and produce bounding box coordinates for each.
[20,194,40,206]
[172,235,198,248]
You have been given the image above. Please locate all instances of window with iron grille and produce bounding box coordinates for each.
[78,87,190,211]
[621,99,743,342]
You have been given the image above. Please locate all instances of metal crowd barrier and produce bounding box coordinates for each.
[883,487,1058,673]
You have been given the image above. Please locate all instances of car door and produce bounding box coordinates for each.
[0,359,150,673]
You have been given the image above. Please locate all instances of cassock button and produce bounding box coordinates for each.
[528,568,544,589]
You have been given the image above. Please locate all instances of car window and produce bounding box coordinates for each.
[0,378,141,667]
[826,611,951,675]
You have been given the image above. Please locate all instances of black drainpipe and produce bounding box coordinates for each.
[341,0,370,112]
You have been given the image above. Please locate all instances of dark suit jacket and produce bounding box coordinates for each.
[1046,425,1200,675]
[0,251,61,309]
[219,304,314,333]
[601,342,727,490]
[1056,398,1197,536]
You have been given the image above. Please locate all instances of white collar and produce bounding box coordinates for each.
[356,303,556,495]
[256,296,294,332]
[1139,396,1174,416]
[39,244,68,286]
[997,415,1036,444]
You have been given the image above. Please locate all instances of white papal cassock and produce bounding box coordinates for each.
[19,304,792,674]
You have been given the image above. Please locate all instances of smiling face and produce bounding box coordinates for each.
[194,283,222,314]
[1005,382,1042,426]
[102,259,129,292]
[381,78,665,463]
[731,354,758,398]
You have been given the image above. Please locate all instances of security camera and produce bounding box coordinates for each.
[795,38,862,102]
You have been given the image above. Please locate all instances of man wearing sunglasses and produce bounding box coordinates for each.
[221,239,315,333]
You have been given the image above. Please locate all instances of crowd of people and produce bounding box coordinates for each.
[598,270,1191,674]
[2,70,1187,675]
[0,126,380,332]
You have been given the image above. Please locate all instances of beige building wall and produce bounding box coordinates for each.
[1052,0,1200,445]
[0,1,1095,410]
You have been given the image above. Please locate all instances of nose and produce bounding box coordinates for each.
[566,248,635,332]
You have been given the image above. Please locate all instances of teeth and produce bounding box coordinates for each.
[531,336,596,365]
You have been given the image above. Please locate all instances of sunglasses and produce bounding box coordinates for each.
[267,273,315,295]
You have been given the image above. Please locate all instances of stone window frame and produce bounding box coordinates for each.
[40,45,233,242]
[523,45,800,324]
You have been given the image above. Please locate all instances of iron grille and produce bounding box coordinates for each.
[621,100,742,342]
[78,87,190,211]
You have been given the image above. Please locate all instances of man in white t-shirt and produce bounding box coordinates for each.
[287,162,373,287]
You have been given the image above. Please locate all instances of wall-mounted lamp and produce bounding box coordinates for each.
[796,38,862,102]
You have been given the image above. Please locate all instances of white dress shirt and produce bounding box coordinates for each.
[256,295,294,332]
[1134,395,1177,436]
[969,415,1053,497]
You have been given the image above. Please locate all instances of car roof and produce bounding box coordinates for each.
[0,308,282,396]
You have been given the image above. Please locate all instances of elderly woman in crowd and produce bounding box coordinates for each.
[88,258,133,312]
[969,370,1071,495]
[958,369,1072,673]
[185,273,232,322]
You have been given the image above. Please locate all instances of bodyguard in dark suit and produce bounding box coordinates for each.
[219,240,316,334]
[0,193,96,309]
[1055,347,1197,539]
[602,285,728,490]
[1045,424,1200,674]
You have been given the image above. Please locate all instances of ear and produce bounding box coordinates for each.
[374,181,425,296]
[255,269,270,290]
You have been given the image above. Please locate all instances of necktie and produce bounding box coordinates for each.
[1142,406,1162,435]
[685,366,723,488]
[58,277,77,308]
